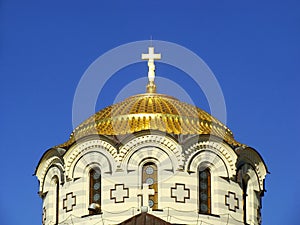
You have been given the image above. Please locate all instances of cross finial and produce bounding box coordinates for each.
[141,47,161,93]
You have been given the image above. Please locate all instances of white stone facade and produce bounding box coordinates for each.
[36,132,268,225]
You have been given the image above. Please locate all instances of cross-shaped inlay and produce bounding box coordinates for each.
[63,192,76,212]
[110,184,129,203]
[171,183,190,203]
[225,191,239,212]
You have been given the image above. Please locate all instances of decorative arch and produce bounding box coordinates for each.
[39,157,64,192]
[64,139,117,179]
[187,149,229,179]
[126,146,175,172]
[236,146,268,191]
[237,164,260,191]
[119,134,183,173]
[42,164,64,193]
[67,147,116,179]
[185,141,237,178]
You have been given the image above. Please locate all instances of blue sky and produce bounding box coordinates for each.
[1,1,299,224]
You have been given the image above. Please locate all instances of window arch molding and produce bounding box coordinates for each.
[185,141,237,178]
[71,149,114,180]
[42,165,63,194]
[187,149,230,178]
[237,163,260,191]
[120,134,182,172]
[66,142,116,180]
[40,160,64,193]
[236,146,268,191]
[125,146,176,174]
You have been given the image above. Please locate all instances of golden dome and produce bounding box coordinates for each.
[58,93,242,148]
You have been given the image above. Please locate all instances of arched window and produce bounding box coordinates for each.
[242,177,249,224]
[256,192,262,225]
[199,168,211,214]
[142,162,158,210]
[89,168,101,214]
[52,176,59,224]
[238,164,262,224]
[238,166,250,224]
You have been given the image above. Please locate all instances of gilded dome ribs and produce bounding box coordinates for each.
[56,93,242,148]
